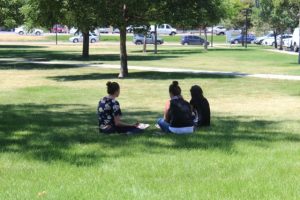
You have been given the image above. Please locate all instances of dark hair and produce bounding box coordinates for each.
[190,85,204,99]
[169,81,181,96]
[106,81,120,95]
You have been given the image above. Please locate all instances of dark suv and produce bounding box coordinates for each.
[181,35,209,45]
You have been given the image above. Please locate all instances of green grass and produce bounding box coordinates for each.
[44,34,226,44]
[0,44,299,75]
[0,44,300,199]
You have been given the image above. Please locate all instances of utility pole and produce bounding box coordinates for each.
[56,24,58,45]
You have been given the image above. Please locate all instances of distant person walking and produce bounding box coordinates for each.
[157,81,194,134]
[190,85,210,127]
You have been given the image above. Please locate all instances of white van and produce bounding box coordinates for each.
[150,24,177,36]
[292,28,299,52]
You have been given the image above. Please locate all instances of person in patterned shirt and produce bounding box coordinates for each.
[97,81,143,134]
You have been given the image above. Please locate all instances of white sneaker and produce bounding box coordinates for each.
[137,123,150,130]
[155,124,161,129]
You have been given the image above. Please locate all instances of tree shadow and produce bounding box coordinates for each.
[48,71,238,81]
[0,104,299,166]
[0,62,85,70]
[0,45,47,49]
[0,47,179,69]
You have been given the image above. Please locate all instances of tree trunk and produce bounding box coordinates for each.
[119,25,128,78]
[143,34,147,53]
[204,27,208,50]
[273,30,278,49]
[82,31,89,58]
[242,29,245,47]
[279,33,283,50]
[154,25,157,54]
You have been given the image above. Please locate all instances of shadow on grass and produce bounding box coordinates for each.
[0,104,299,166]
[0,45,47,49]
[49,71,238,81]
[0,62,85,70]
[0,47,179,70]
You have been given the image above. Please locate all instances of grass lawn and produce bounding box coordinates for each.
[0,44,299,75]
[0,33,226,44]
[45,34,226,43]
[0,44,300,199]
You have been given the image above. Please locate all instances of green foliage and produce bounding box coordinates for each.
[257,0,298,33]
[223,0,254,29]
[0,0,25,28]
[151,0,227,28]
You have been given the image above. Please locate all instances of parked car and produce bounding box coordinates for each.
[127,25,134,33]
[228,28,242,35]
[51,24,68,33]
[69,33,99,43]
[207,26,226,35]
[282,37,293,48]
[181,35,209,45]
[127,25,149,33]
[262,34,292,46]
[15,26,43,36]
[133,34,164,45]
[97,27,110,34]
[292,28,299,52]
[69,27,80,35]
[254,32,274,44]
[230,34,256,44]
[150,24,177,36]
[112,28,120,34]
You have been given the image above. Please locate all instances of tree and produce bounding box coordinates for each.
[0,0,25,28]
[160,0,227,50]
[289,0,300,63]
[22,0,104,58]
[102,0,152,78]
[150,0,188,54]
[223,0,254,29]
[256,0,298,49]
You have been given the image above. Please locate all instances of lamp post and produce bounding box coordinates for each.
[56,24,58,45]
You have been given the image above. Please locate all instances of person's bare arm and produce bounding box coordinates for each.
[163,100,170,120]
[114,115,138,127]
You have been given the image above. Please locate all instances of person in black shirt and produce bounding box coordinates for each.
[157,81,194,134]
[190,85,211,127]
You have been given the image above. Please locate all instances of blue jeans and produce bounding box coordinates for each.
[157,118,171,133]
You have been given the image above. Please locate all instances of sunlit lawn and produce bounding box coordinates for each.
[0,44,300,199]
[0,33,226,43]
[0,43,299,75]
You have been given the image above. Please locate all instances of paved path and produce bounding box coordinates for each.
[266,49,299,56]
[1,58,300,81]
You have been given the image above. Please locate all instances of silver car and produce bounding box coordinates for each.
[133,34,164,45]
[69,33,99,43]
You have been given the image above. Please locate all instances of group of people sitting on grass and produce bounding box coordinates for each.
[97,80,210,135]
